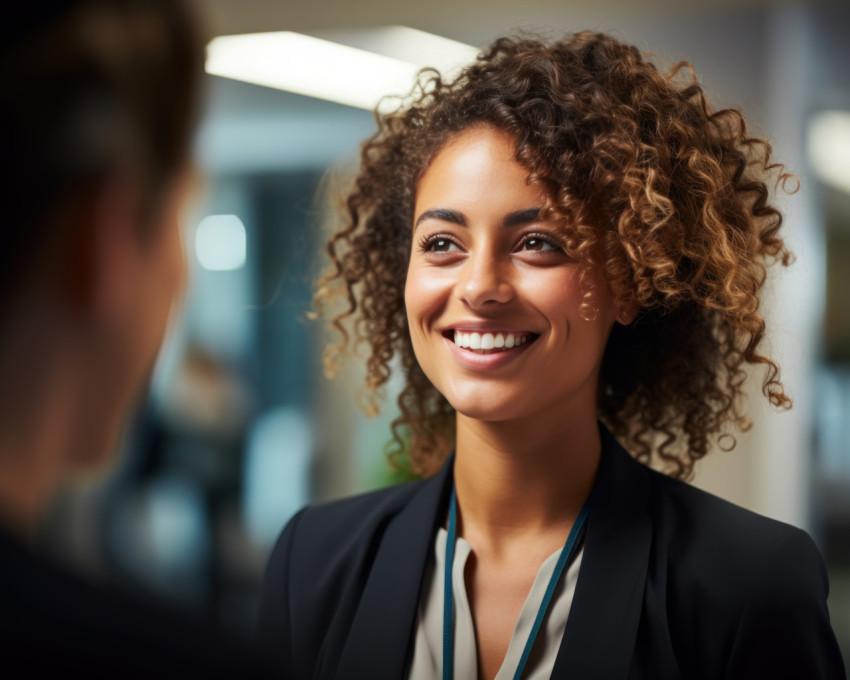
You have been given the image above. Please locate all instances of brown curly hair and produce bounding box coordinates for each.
[316,30,794,480]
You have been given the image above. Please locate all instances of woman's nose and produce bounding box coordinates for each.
[458,249,514,309]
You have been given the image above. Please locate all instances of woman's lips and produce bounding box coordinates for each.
[442,330,538,369]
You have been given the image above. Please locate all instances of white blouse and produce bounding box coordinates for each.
[407,527,584,680]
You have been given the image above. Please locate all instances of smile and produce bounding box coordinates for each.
[450,330,538,354]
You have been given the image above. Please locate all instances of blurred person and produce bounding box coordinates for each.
[257,31,845,679]
[0,0,273,674]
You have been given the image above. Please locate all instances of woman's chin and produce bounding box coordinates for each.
[448,395,530,424]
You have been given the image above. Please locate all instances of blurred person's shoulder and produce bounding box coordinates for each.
[0,526,274,677]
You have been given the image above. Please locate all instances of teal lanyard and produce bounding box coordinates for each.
[442,486,589,680]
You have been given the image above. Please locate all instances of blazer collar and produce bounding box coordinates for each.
[552,427,653,678]
[333,457,453,680]
[334,427,652,680]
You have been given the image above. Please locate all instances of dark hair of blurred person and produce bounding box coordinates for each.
[0,1,273,674]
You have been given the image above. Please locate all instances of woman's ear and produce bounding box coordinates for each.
[616,302,639,326]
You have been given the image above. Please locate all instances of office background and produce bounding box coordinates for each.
[39,0,850,667]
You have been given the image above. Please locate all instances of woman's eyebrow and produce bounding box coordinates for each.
[413,208,467,230]
[502,207,542,228]
[413,207,542,231]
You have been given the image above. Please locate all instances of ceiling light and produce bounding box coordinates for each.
[315,25,479,80]
[206,31,422,112]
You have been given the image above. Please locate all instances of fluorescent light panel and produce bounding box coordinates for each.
[808,110,850,195]
[205,28,478,112]
[317,26,478,79]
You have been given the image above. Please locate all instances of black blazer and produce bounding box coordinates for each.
[257,429,845,679]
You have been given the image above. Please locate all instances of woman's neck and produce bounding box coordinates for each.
[453,411,601,558]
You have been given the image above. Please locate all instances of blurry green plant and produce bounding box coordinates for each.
[372,428,420,487]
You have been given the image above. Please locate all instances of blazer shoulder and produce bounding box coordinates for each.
[643,463,812,558]
[295,477,429,543]
[263,475,436,585]
[638,466,844,678]
[637,463,830,617]
[257,476,437,671]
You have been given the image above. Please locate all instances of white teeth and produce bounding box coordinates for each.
[453,331,531,350]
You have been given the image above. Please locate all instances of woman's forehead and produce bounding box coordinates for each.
[414,126,546,212]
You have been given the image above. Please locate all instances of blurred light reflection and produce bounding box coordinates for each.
[195,214,247,271]
[809,110,850,194]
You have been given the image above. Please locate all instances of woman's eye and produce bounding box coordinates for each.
[521,237,558,252]
[426,237,459,252]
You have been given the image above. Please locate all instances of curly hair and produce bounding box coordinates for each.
[316,30,794,480]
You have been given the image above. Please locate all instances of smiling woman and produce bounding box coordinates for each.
[406,127,624,430]
[257,31,845,680]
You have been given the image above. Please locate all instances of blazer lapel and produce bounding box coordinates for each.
[333,458,453,680]
[330,433,651,680]
[552,429,653,679]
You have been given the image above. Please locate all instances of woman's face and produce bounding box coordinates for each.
[405,125,620,424]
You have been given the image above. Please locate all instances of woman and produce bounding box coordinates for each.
[257,31,845,679]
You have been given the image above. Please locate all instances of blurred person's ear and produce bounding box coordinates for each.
[61,172,148,321]
[55,167,189,471]
[60,167,188,328]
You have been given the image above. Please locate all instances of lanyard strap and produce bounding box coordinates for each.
[442,485,589,680]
